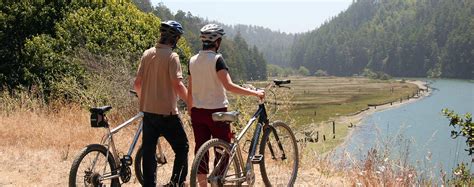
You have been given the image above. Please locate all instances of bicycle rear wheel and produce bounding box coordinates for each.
[69,144,120,187]
[259,121,299,186]
[190,139,242,187]
[134,138,174,185]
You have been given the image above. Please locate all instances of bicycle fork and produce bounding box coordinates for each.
[266,125,287,160]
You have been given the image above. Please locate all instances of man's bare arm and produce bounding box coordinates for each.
[217,70,264,98]
[134,76,142,98]
[172,78,188,104]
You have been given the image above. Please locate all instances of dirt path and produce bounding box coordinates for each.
[0,147,347,186]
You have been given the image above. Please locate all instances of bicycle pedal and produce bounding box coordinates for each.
[251,154,263,164]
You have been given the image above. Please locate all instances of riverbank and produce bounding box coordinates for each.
[336,80,431,150]
[297,79,431,154]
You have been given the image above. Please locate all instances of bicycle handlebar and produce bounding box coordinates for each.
[241,79,292,91]
[273,79,291,87]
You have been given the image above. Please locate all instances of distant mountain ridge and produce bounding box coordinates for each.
[290,0,473,79]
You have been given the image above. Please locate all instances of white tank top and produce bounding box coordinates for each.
[189,50,229,109]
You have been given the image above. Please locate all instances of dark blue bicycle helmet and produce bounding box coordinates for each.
[160,20,184,37]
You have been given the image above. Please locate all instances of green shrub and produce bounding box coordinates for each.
[298,66,310,76]
[16,2,192,106]
[314,69,329,77]
[362,68,392,80]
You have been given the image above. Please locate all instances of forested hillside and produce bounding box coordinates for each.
[223,24,295,67]
[150,3,267,81]
[290,0,473,79]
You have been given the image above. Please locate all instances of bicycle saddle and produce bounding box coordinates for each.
[212,111,240,122]
[90,106,112,114]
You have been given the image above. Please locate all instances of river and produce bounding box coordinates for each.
[338,79,474,175]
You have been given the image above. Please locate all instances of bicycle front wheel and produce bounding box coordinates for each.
[69,144,120,187]
[190,139,242,187]
[259,121,299,186]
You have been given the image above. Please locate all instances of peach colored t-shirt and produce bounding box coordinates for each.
[136,43,183,115]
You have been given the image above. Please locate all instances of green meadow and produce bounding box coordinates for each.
[282,77,419,126]
[247,76,420,153]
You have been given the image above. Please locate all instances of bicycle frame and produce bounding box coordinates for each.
[94,111,166,181]
[87,112,142,181]
[102,112,143,161]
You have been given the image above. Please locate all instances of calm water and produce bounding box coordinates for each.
[338,79,474,173]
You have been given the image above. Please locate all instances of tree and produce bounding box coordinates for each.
[314,69,329,77]
[442,109,473,156]
[298,66,310,76]
[267,64,284,77]
[0,1,72,88]
[132,0,152,12]
[0,1,120,89]
[442,109,474,186]
[3,2,192,103]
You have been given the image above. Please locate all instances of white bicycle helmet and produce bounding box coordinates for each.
[200,24,225,43]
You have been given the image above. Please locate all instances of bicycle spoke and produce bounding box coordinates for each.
[191,139,242,187]
[73,149,115,186]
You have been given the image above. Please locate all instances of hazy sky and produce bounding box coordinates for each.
[149,0,353,34]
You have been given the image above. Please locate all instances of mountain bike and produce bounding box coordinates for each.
[189,80,299,187]
[68,91,173,186]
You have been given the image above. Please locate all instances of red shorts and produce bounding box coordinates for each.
[191,107,232,174]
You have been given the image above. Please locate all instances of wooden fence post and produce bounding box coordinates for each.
[332,121,336,139]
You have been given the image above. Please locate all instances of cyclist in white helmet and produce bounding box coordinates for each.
[187,24,265,186]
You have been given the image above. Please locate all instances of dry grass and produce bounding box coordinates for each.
[0,105,347,186]
[0,77,438,186]
[0,85,342,186]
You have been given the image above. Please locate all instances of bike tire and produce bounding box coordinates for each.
[259,121,299,186]
[69,144,120,187]
[190,139,242,187]
[134,139,174,185]
[134,145,145,185]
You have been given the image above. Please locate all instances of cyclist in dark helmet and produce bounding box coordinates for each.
[187,24,265,186]
[134,20,189,187]
[159,20,184,49]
